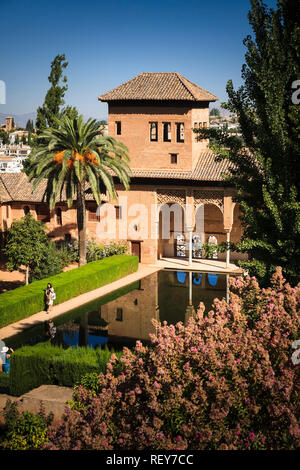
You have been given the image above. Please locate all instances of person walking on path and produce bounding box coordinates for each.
[45,283,56,313]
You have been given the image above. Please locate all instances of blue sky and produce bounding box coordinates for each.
[0,0,277,120]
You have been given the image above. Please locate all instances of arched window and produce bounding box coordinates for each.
[23,205,30,216]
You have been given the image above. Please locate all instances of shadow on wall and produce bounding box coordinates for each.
[47,223,78,239]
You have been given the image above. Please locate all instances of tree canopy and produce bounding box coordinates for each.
[194,0,300,285]
[5,214,50,285]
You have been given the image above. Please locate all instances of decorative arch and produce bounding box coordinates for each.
[156,189,186,207]
[193,190,224,213]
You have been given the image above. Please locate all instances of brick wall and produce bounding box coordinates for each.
[108,102,210,172]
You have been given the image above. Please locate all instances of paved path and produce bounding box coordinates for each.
[0,264,161,341]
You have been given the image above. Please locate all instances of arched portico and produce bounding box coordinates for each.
[156,188,236,267]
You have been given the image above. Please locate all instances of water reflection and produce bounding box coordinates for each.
[7,271,229,351]
[54,270,228,348]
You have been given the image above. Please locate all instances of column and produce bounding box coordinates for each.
[185,189,195,267]
[188,229,193,266]
[225,229,231,268]
[226,273,229,303]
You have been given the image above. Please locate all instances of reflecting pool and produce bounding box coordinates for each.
[6,270,230,351]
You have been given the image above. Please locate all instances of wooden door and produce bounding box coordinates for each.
[131,241,141,261]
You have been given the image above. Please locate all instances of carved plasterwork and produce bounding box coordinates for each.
[156,189,186,207]
[193,190,224,213]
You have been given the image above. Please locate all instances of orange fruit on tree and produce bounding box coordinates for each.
[53,151,64,164]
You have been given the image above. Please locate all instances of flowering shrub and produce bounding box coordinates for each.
[66,240,128,263]
[45,268,300,450]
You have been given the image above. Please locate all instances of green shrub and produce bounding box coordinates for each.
[29,241,63,282]
[9,343,122,396]
[0,371,10,392]
[0,254,138,329]
[1,400,52,450]
[75,372,101,396]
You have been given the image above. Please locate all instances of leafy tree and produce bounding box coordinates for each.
[26,114,131,266]
[36,54,68,133]
[210,108,221,118]
[0,129,9,144]
[29,241,63,282]
[194,0,300,285]
[5,214,49,285]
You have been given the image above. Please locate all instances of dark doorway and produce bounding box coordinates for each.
[131,241,141,261]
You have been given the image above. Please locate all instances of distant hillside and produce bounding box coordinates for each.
[0,112,36,129]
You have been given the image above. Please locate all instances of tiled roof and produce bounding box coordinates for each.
[0,173,100,203]
[0,177,12,202]
[0,152,231,203]
[192,151,232,180]
[130,152,232,181]
[98,72,218,102]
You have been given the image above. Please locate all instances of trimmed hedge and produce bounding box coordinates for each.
[0,255,138,329]
[9,343,122,396]
[0,371,10,392]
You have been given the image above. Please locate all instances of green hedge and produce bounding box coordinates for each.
[9,343,122,396]
[0,371,10,391]
[0,255,138,329]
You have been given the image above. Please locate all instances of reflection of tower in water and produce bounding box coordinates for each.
[100,272,160,341]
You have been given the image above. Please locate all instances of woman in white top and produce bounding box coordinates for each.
[46,283,56,312]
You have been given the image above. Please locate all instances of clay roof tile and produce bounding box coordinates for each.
[98,72,218,102]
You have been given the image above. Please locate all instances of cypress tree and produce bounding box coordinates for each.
[36,54,68,133]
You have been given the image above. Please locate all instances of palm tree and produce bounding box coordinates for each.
[26,114,131,266]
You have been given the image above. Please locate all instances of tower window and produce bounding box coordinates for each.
[170,153,178,164]
[176,123,184,142]
[163,122,171,142]
[116,308,123,321]
[150,122,158,142]
[116,121,121,135]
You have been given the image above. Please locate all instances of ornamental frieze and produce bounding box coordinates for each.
[193,190,224,212]
[156,189,186,207]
